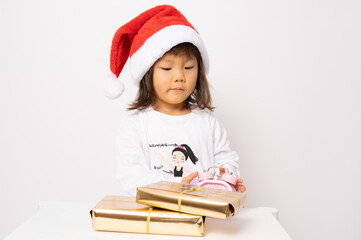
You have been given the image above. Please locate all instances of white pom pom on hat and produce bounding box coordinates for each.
[104,4,209,99]
[103,73,125,99]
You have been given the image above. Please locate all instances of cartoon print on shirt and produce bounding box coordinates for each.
[153,144,198,178]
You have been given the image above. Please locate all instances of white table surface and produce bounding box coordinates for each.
[5,201,292,240]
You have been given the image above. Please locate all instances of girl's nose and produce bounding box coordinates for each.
[174,69,185,82]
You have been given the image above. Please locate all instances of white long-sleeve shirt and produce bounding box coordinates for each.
[115,107,240,196]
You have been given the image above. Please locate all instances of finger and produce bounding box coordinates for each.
[183,172,198,184]
[236,185,246,192]
[237,178,243,184]
[219,167,226,176]
[190,171,198,178]
[181,172,198,184]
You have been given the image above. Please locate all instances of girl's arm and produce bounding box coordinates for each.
[115,114,164,196]
[211,117,246,192]
[212,117,241,179]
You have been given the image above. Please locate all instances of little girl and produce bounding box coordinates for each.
[104,5,246,196]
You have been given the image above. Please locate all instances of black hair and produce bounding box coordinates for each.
[172,144,198,165]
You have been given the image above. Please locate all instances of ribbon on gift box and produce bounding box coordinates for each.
[176,182,245,210]
[102,198,154,234]
[178,187,203,212]
[91,195,205,236]
[146,207,153,234]
[137,181,247,219]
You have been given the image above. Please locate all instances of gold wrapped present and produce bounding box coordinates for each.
[90,195,205,237]
[136,181,246,219]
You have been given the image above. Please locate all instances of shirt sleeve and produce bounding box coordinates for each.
[115,112,163,196]
[211,116,241,178]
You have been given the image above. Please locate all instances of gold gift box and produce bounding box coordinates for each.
[90,195,205,237]
[136,181,247,219]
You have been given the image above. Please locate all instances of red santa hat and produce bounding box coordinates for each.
[104,5,209,99]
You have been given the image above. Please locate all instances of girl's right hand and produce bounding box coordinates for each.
[181,171,198,184]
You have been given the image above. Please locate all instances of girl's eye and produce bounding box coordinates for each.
[161,67,171,71]
[185,66,194,70]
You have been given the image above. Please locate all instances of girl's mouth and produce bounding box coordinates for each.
[170,88,184,92]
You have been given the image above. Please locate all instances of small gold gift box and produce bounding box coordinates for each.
[136,181,247,219]
[90,195,205,237]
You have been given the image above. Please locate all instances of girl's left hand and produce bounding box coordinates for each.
[219,167,246,192]
[235,177,246,192]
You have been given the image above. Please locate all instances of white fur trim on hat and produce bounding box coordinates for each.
[129,25,209,85]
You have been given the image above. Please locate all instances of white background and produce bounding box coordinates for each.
[1,0,360,239]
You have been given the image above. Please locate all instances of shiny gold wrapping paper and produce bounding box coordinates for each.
[136,181,247,219]
[90,195,205,237]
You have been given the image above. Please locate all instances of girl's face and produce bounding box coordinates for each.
[172,151,186,165]
[152,53,198,113]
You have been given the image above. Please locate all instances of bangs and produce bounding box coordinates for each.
[165,42,201,60]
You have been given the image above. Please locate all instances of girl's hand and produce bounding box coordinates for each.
[235,178,246,192]
[219,167,246,193]
[181,171,198,184]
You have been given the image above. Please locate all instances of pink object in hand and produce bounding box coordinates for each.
[220,173,238,186]
[198,171,214,181]
[197,166,237,192]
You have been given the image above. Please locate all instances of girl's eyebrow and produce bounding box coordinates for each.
[159,56,196,63]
